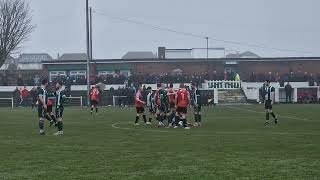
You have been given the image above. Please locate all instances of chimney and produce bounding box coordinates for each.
[158,47,166,59]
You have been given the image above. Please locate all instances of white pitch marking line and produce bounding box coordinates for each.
[226,106,314,121]
[111,122,319,136]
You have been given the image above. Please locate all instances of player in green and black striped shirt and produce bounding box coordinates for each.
[53,81,66,135]
[38,79,49,135]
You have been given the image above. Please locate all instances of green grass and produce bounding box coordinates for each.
[0,104,319,180]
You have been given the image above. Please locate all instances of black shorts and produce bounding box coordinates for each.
[55,106,64,118]
[265,100,272,110]
[136,107,145,114]
[91,100,98,106]
[47,105,53,113]
[158,104,169,113]
[194,105,201,112]
[176,107,187,114]
[169,102,175,109]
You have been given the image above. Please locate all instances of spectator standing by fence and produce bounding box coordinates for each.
[13,87,20,107]
[285,82,293,103]
[30,87,38,109]
[20,86,30,107]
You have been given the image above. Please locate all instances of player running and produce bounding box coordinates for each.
[264,80,278,125]
[53,81,66,135]
[167,83,176,127]
[134,85,147,125]
[155,83,169,127]
[146,87,156,124]
[37,79,49,135]
[175,83,191,130]
[192,83,202,127]
[90,85,100,115]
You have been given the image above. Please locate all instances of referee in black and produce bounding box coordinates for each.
[264,80,278,125]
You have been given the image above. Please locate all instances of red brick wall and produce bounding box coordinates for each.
[131,60,320,78]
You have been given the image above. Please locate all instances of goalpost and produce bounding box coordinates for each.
[65,96,84,107]
[112,96,128,107]
[0,97,14,108]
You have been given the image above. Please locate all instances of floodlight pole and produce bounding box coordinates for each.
[86,0,91,106]
[206,37,209,59]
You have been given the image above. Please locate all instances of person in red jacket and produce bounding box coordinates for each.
[175,83,190,129]
[134,85,147,125]
[20,86,30,107]
[90,86,100,115]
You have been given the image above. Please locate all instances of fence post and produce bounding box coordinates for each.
[80,96,83,107]
[11,97,14,108]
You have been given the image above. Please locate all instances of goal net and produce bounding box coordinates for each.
[112,96,128,107]
[0,98,14,108]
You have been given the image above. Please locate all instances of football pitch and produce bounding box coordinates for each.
[0,104,319,180]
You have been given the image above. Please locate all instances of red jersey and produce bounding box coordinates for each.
[21,89,29,98]
[135,90,145,107]
[176,89,189,108]
[90,88,99,101]
[47,99,53,106]
[168,88,175,104]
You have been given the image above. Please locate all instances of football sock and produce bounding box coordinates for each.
[135,116,139,124]
[148,118,152,122]
[198,114,202,122]
[39,120,44,130]
[266,113,270,120]
[194,114,198,122]
[90,108,93,114]
[174,116,180,126]
[271,112,276,119]
[57,121,64,131]
[181,118,187,127]
[50,115,57,123]
[143,115,147,123]
[44,114,51,122]
[96,108,98,113]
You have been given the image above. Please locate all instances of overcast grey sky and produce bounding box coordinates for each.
[23,0,320,59]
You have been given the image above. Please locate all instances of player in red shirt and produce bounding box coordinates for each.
[40,98,57,127]
[134,85,147,125]
[90,85,100,115]
[175,83,190,129]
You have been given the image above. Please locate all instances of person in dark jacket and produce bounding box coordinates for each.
[13,87,21,107]
[284,82,293,103]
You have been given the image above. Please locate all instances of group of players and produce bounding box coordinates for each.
[35,79,278,135]
[134,83,202,130]
[36,79,66,135]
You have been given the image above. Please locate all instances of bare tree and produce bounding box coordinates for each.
[0,0,35,66]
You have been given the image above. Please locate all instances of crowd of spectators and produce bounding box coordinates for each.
[1,70,320,87]
[249,71,320,85]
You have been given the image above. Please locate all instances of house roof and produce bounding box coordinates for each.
[122,51,156,59]
[58,53,87,61]
[226,51,260,58]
